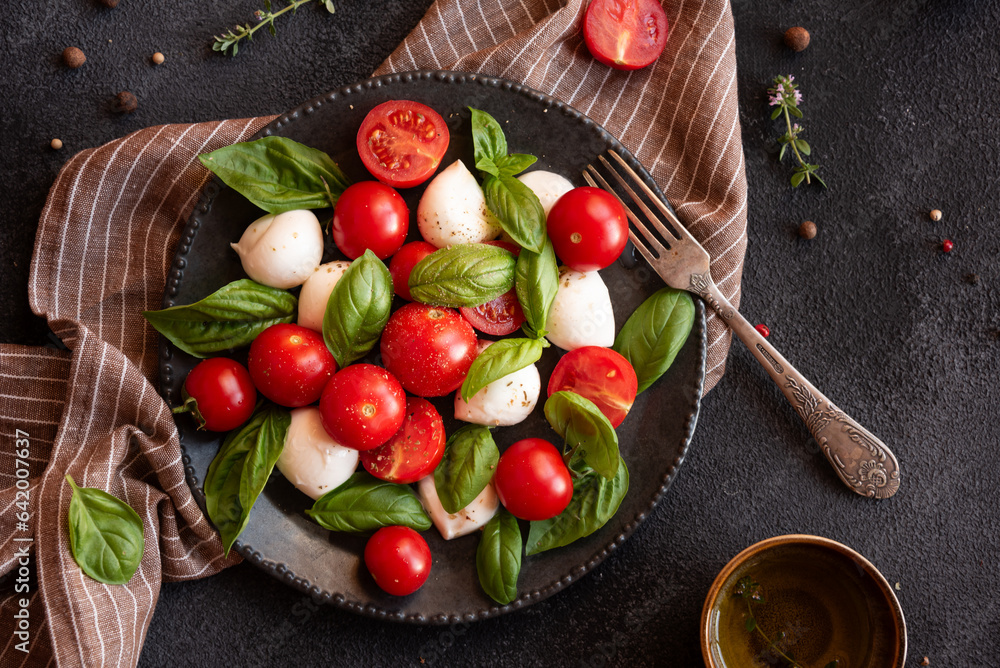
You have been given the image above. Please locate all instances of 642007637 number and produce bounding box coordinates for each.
[12,428,34,653]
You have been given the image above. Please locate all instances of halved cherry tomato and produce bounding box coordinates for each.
[583,0,670,71]
[460,291,525,336]
[380,303,478,397]
[174,358,256,432]
[319,364,406,451]
[493,438,573,521]
[546,187,629,272]
[389,240,437,301]
[364,526,432,596]
[248,324,337,408]
[360,397,446,484]
[547,346,638,427]
[332,181,409,260]
[357,100,450,189]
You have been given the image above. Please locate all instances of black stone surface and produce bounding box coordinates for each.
[3,1,998,666]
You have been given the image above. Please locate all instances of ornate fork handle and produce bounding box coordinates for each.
[696,274,901,498]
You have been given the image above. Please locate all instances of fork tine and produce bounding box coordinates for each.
[628,229,659,267]
[584,165,668,256]
[604,151,701,246]
[594,155,681,245]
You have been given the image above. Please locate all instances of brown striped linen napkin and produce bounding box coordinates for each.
[0,0,745,665]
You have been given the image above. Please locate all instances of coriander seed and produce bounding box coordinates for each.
[798,220,817,239]
[784,27,810,52]
[62,47,86,68]
[50,138,63,150]
[929,209,942,221]
[152,52,165,65]
[114,91,138,113]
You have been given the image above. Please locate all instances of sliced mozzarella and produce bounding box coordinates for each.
[455,341,540,427]
[231,209,323,289]
[545,268,615,351]
[417,160,502,247]
[518,170,574,216]
[417,475,499,541]
[297,260,350,333]
[276,407,359,500]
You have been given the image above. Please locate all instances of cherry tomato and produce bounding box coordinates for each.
[460,290,525,336]
[360,397,445,484]
[583,0,670,71]
[248,324,337,408]
[389,240,437,301]
[548,347,638,428]
[332,181,409,260]
[357,100,450,189]
[319,364,406,451]
[493,438,573,521]
[547,187,629,272]
[364,526,432,596]
[380,303,478,397]
[175,358,256,431]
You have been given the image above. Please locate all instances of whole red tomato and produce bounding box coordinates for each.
[357,100,450,189]
[493,438,573,521]
[248,323,336,408]
[360,397,445,484]
[380,303,478,397]
[547,187,629,272]
[332,181,409,260]
[319,364,406,451]
[548,347,638,427]
[388,240,437,301]
[364,526,432,596]
[175,357,256,431]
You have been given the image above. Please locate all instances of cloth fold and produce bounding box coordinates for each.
[0,1,746,665]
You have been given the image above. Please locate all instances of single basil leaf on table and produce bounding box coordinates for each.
[460,337,547,402]
[65,475,145,585]
[481,173,546,254]
[470,107,508,170]
[306,471,432,532]
[514,236,558,339]
[544,390,620,480]
[525,457,629,556]
[409,244,516,308]
[323,249,393,367]
[612,287,695,394]
[433,424,499,514]
[476,507,522,605]
[204,403,291,555]
[198,136,350,213]
[143,279,297,358]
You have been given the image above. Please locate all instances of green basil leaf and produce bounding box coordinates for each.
[205,404,290,555]
[198,136,350,213]
[143,279,296,358]
[323,249,393,367]
[470,107,508,168]
[482,173,547,254]
[433,424,499,514]
[514,236,558,339]
[496,153,537,177]
[409,244,515,308]
[544,391,619,480]
[525,457,629,555]
[612,287,695,394]
[476,507,522,605]
[306,472,432,532]
[65,475,145,585]
[461,338,546,402]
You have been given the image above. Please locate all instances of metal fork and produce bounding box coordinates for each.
[585,151,900,499]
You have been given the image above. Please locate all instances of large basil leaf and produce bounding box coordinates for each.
[470,107,508,175]
[205,404,290,555]
[198,136,350,213]
[482,173,547,254]
[65,475,145,585]
[476,507,522,605]
[460,338,547,402]
[409,244,516,308]
[544,391,619,480]
[514,236,559,339]
[306,472,431,532]
[143,279,296,358]
[433,425,499,514]
[323,250,393,367]
[525,457,629,556]
[612,288,695,394]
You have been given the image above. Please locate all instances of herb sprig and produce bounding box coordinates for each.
[212,0,336,57]
[767,75,826,188]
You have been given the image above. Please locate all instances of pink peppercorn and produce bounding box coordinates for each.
[755,324,770,338]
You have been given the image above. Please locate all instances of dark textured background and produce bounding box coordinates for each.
[3,0,998,666]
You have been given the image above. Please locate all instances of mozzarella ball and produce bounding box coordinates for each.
[231,209,323,289]
[276,407,359,500]
[518,170,574,216]
[545,268,615,351]
[417,160,502,247]
[455,341,540,427]
[297,261,350,333]
[417,474,499,541]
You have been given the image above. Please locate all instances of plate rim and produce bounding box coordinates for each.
[159,69,707,625]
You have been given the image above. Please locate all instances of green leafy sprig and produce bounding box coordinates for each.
[767,75,826,188]
[212,0,335,57]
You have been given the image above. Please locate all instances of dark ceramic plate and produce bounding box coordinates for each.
[159,70,706,624]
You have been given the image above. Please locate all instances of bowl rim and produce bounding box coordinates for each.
[700,534,907,668]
